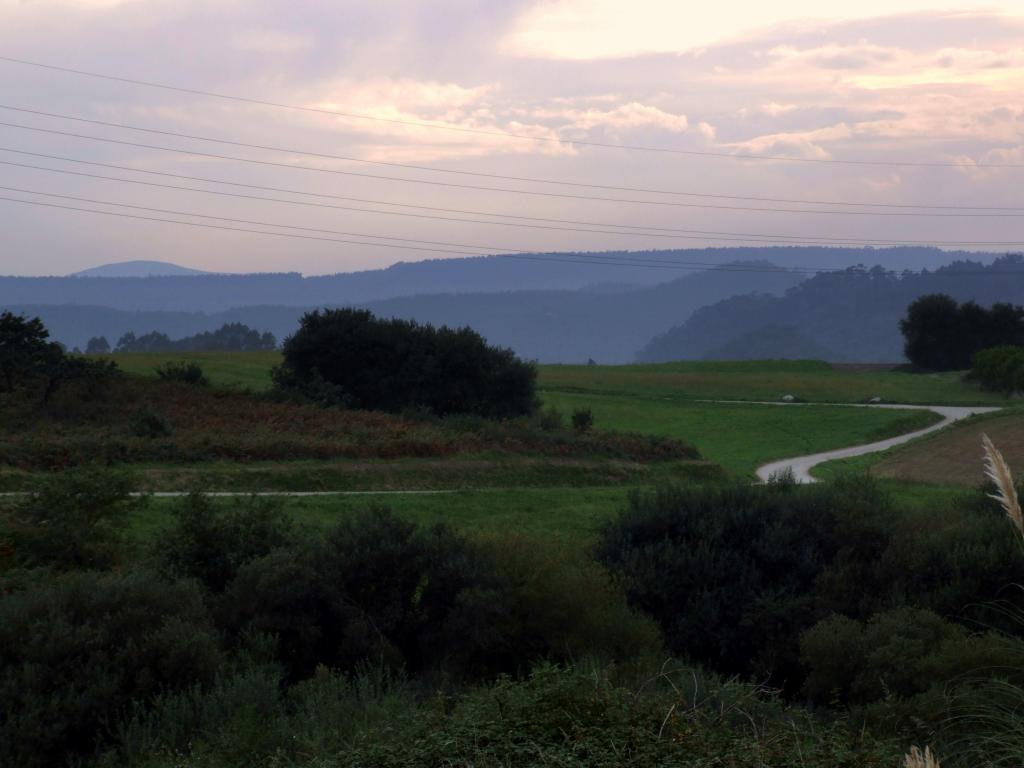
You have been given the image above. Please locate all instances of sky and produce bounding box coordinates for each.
[0,0,1022,276]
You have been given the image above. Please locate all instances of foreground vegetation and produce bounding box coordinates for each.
[4,471,1024,766]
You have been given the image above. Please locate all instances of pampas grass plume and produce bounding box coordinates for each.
[904,745,940,768]
[982,433,1024,543]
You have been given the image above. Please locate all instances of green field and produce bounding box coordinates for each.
[108,354,1005,406]
[70,353,1010,536]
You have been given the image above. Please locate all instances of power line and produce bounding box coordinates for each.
[4,193,1022,277]
[5,155,1024,248]
[1,55,1019,169]
[3,120,1022,218]
[0,193,854,274]
[0,104,1018,212]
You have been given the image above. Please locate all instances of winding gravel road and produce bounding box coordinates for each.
[754,402,1001,484]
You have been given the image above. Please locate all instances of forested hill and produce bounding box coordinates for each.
[2,247,994,313]
[636,256,1024,363]
[8,262,804,362]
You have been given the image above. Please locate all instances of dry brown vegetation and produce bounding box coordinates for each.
[0,374,698,471]
[872,412,1024,485]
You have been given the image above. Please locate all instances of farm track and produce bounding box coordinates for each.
[753,402,1001,483]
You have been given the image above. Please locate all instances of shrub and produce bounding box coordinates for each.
[273,308,537,418]
[595,481,850,686]
[155,360,210,386]
[2,469,142,570]
[972,345,1024,393]
[0,569,221,768]
[155,493,296,592]
[131,405,172,438]
[571,406,594,433]
[216,507,489,681]
[536,405,564,431]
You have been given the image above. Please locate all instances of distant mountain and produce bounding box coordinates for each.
[7,262,805,362]
[71,260,211,278]
[5,247,997,314]
[635,256,1024,363]
[362,262,804,363]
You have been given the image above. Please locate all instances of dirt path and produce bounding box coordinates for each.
[753,402,1001,484]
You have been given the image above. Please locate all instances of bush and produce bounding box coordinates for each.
[571,406,594,433]
[216,507,490,681]
[972,345,1024,393]
[536,405,564,431]
[156,493,296,592]
[156,360,210,386]
[272,308,537,418]
[594,481,850,686]
[0,569,221,768]
[2,469,142,570]
[131,405,172,438]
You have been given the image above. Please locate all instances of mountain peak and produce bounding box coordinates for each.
[70,260,211,278]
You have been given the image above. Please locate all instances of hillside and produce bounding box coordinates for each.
[636,256,1024,363]
[4,246,991,313]
[11,262,804,362]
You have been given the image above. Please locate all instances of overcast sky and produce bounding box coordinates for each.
[0,0,1022,276]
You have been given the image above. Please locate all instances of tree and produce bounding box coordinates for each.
[0,313,118,404]
[900,294,1024,371]
[85,336,110,354]
[273,308,537,418]
[0,312,61,392]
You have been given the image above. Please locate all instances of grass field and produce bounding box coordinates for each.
[108,354,1006,406]
[541,359,1006,406]
[815,410,1023,486]
[541,390,941,476]
[101,353,988,478]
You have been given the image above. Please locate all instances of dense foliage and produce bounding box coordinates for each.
[273,308,538,417]
[901,293,1024,371]
[116,323,276,353]
[3,469,1024,764]
[638,255,1024,364]
[596,478,1024,718]
[972,345,1024,393]
[0,311,118,405]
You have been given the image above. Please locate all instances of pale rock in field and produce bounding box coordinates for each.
[868,396,883,404]
[780,394,796,403]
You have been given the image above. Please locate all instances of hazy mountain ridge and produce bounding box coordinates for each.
[71,261,212,278]
[9,262,804,361]
[4,247,994,313]
[636,256,1024,363]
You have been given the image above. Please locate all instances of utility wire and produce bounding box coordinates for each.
[0,194,855,274]
[5,155,1024,248]
[3,120,1022,218]
[0,104,1018,212]
[1,55,1020,169]
[4,194,1022,276]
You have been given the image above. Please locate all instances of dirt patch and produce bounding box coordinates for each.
[871,411,1023,485]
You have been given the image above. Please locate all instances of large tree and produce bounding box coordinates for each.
[900,294,1024,371]
[273,308,537,418]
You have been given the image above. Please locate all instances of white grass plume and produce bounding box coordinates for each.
[904,745,940,768]
[982,433,1024,543]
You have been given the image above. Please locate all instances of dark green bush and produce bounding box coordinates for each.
[536,405,564,431]
[216,507,490,681]
[131,405,172,438]
[155,493,296,592]
[0,569,221,768]
[594,481,851,686]
[272,308,537,418]
[972,345,1024,393]
[155,360,210,386]
[571,406,594,433]
[2,469,142,570]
